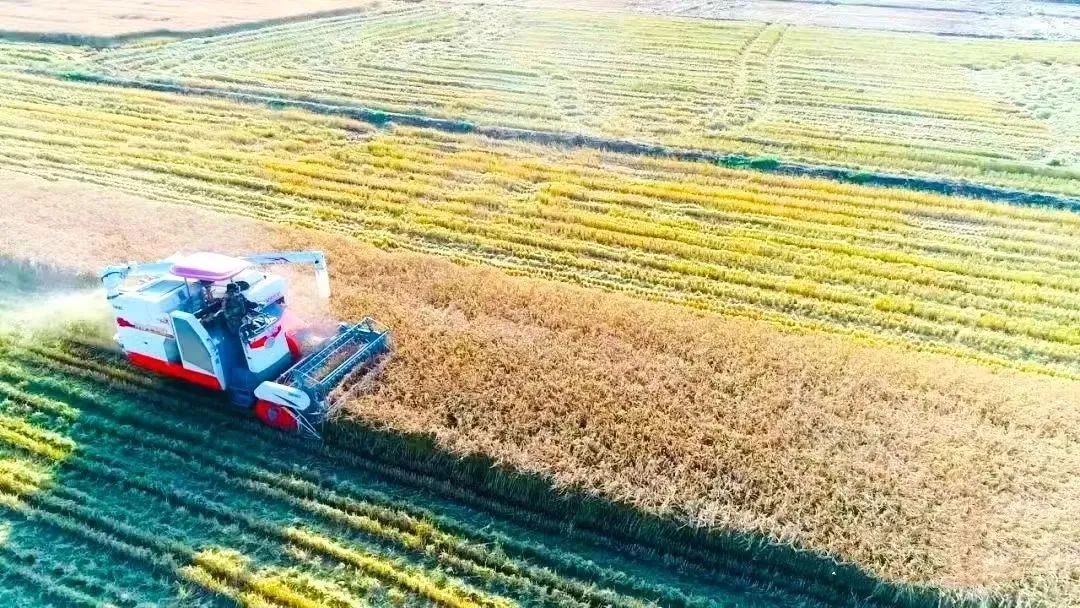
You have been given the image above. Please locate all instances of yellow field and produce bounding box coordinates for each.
[3,174,1079,606]
[1,4,1080,605]
[0,72,1078,376]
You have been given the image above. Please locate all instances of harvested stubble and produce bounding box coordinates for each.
[25,1,1078,195]
[623,0,1080,38]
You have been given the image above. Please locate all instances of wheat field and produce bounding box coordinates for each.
[0,72,1078,376]
[1,2,1079,605]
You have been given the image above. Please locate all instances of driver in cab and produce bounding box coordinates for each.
[222,281,258,334]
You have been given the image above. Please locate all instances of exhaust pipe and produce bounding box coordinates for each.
[312,254,331,299]
[100,263,133,299]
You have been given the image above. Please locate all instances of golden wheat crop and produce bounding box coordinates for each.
[3,177,1079,606]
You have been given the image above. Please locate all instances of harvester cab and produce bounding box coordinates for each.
[99,251,390,437]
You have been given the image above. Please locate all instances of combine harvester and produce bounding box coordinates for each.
[99,251,390,437]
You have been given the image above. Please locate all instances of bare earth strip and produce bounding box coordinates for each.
[0,0,372,38]
[3,171,1079,605]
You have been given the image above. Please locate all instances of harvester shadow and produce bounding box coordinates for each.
[7,334,954,608]
[102,339,955,608]
[325,421,951,608]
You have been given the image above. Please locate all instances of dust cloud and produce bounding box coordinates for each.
[0,257,113,342]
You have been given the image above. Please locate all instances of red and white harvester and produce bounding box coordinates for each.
[99,251,389,437]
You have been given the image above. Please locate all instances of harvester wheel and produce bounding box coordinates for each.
[254,399,299,432]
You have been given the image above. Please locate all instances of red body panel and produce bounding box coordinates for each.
[285,332,302,360]
[128,352,222,391]
[280,309,304,360]
[249,324,282,349]
[254,399,299,431]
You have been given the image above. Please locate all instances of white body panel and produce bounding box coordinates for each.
[110,275,194,337]
[243,274,286,307]
[243,320,292,375]
[254,382,313,412]
[170,311,227,389]
[116,328,180,363]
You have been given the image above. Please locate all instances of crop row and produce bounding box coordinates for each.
[0,458,431,608]
[0,337,919,608]
[0,72,1078,373]
[0,343,832,608]
[0,409,497,606]
[0,379,538,607]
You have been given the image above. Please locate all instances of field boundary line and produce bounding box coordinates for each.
[38,69,1080,213]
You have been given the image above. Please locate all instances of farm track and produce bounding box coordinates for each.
[0,336,921,608]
